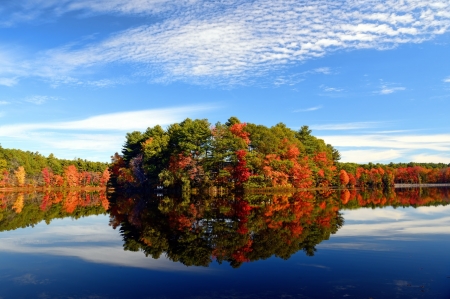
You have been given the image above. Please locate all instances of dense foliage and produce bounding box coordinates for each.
[110,117,342,190]
[0,146,109,188]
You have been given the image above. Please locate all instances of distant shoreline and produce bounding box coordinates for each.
[0,186,108,192]
[395,183,450,188]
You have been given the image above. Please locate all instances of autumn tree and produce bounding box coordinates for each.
[14,166,26,187]
[339,170,349,187]
[64,165,79,187]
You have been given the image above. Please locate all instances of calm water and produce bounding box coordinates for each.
[0,189,449,299]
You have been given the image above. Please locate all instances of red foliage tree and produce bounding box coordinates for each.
[233,150,251,184]
[42,168,53,186]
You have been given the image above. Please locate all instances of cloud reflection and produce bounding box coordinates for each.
[0,216,206,272]
[336,205,450,238]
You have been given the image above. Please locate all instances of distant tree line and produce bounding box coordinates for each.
[338,162,450,187]
[0,145,109,188]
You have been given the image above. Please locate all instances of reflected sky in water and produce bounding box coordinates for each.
[0,189,449,299]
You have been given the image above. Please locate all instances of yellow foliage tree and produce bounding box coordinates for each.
[14,166,26,187]
[12,194,24,213]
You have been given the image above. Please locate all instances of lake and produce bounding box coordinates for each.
[0,188,449,298]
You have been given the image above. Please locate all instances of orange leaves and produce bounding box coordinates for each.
[168,153,192,172]
[230,123,250,145]
[339,170,349,186]
[64,165,79,187]
[340,189,351,204]
[100,169,110,186]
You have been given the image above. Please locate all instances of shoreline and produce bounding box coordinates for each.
[0,186,108,192]
[394,183,450,188]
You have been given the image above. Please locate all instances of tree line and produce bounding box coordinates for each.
[0,145,109,188]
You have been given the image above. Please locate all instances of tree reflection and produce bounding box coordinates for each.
[109,187,449,268]
[0,190,108,231]
[338,187,450,209]
[109,190,344,268]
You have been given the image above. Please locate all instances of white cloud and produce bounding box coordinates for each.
[322,86,343,92]
[336,206,450,237]
[0,100,10,105]
[410,153,450,163]
[311,122,381,130]
[379,86,406,94]
[0,215,205,272]
[0,104,215,134]
[319,134,450,152]
[313,67,331,75]
[2,0,196,23]
[316,130,450,163]
[25,95,60,105]
[444,77,450,83]
[340,149,405,163]
[0,104,216,161]
[0,77,18,86]
[3,0,450,85]
[293,105,322,112]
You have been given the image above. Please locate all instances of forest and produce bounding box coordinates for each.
[0,146,109,188]
[110,117,450,190]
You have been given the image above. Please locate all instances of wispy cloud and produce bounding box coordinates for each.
[0,104,216,160]
[379,86,406,95]
[311,122,381,130]
[0,77,18,87]
[319,134,450,152]
[0,105,215,134]
[0,0,196,26]
[25,95,60,105]
[321,85,343,92]
[444,77,450,83]
[0,216,204,272]
[410,153,450,163]
[0,100,10,105]
[2,0,450,85]
[293,105,323,112]
[340,149,406,163]
[336,207,450,237]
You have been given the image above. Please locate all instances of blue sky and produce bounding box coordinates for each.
[0,0,450,163]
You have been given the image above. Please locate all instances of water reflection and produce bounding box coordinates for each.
[0,188,449,298]
[0,190,109,231]
[1,188,449,268]
[108,187,449,268]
